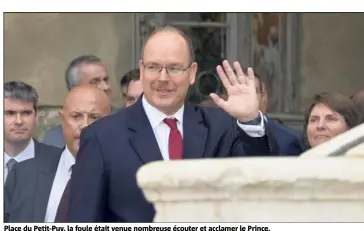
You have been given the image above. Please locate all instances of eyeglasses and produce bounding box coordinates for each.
[142,62,192,77]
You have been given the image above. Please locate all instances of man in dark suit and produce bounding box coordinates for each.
[69,26,303,223]
[43,55,117,148]
[4,143,62,222]
[4,85,111,222]
[4,81,57,183]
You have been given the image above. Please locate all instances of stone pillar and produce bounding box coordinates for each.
[137,157,364,222]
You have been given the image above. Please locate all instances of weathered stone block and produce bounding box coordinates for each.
[137,158,364,222]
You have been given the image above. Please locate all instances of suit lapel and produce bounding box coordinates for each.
[182,104,208,159]
[32,142,62,222]
[127,98,208,162]
[33,172,58,222]
[127,98,164,163]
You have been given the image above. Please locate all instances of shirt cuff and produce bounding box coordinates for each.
[236,111,266,137]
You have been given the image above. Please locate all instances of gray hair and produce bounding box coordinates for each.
[4,81,39,112]
[141,25,195,63]
[65,55,102,91]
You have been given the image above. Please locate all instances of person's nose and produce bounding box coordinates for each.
[80,116,91,131]
[14,113,23,125]
[316,118,326,131]
[158,67,169,81]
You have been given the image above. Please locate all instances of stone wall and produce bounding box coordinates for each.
[35,106,62,141]
[300,13,364,110]
[4,13,135,139]
[5,13,364,139]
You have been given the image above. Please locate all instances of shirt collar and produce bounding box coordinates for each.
[142,95,184,129]
[62,146,76,173]
[4,138,35,167]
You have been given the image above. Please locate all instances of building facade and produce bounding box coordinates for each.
[4,13,364,139]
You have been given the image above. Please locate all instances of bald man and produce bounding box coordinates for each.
[4,85,111,223]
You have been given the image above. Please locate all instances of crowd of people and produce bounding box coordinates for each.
[4,25,364,223]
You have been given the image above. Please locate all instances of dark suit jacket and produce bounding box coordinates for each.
[4,142,63,222]
[68,98,301,222]
[265,117,305,155]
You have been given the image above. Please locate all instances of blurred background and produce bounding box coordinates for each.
[4,13,364,139]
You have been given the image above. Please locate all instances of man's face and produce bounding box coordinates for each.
[122,80,143,107]
[4,98,36,144]
[139,31,197,115]
[78,63,111,96]
[60,90,110,155]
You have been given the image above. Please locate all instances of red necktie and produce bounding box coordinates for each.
[164,118,183,160]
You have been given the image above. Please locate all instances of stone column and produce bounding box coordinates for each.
[137,157,364,222]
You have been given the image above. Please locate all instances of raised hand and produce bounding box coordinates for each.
[210,60,259,122]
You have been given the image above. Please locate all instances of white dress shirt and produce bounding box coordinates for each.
[44,146,75,222]
[142,96,266,161]
[4,139,35,182]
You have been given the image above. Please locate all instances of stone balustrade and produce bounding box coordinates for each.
[137,157,364,222]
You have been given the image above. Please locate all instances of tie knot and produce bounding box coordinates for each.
[164,118,178,130]
[7,159,18,171]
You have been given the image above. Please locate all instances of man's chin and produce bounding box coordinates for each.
[155,98,175,107]
[67,145,79,157]
[8,137,31,145]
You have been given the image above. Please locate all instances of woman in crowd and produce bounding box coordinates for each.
[303,92,361,149]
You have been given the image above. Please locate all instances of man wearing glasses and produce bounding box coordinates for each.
[69,26,299,222]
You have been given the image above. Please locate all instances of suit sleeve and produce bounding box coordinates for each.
[285,135,305,156]
[68,126,108,222]
[265,123,305,156]
[232,117,271,156]
[232,115,305,156]
[237,129,270,155]
[4,167,17,222]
